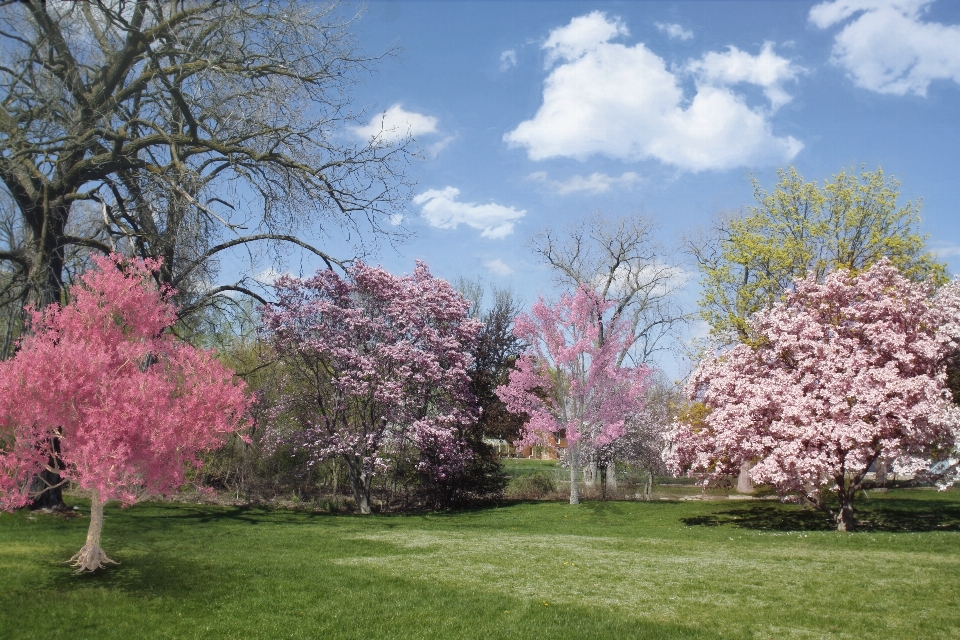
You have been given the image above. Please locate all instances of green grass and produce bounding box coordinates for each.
[3,490,960,639]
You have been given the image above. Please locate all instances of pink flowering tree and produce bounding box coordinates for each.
[666,260,959,531]
[260,261,481,514]
[497,286,651,504]
[0,255,250,571]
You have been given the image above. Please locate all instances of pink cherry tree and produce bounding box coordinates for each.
[497,286,651,504]
[259,261,481,514]
[0,255,250,571]
[666,260,959,531]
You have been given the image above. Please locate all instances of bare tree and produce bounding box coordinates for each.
[0,0,411,312]
[529,210,689,366]
[0,0,412,508]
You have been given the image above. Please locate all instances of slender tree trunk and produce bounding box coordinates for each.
[599,462,607,501]
[875,457,888,487]
[569,444,579,505]
[644,471,653,501]
[68,490,118,573]
[606,462,617,491]
[584,455,597,487]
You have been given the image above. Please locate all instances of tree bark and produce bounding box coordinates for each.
[737,461,754,494]
[67,490,118,572]
[569,444,580,505]
[606,462,617,491]
[345,456,373,515]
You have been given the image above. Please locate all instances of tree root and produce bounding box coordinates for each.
[67,544,119,573]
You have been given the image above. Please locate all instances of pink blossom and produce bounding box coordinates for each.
[666,260,958,530]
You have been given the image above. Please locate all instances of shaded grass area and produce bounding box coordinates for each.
[2,491,960,639]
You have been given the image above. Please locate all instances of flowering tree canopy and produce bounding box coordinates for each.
[497,286,651,504]
[260,261,481,514]
[0,255,250,570]
[667,260,959,531]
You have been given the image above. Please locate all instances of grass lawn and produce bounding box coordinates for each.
[2,490,960,639]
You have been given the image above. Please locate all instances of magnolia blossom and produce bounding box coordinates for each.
[667,260,958,531]
[497,285,650,504]
[260,261,481,514]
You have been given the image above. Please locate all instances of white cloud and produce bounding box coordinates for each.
[412,187,525,239]
[504,13,803,172]
[655,22,694,41]
[351,104,439,144]
[810,0,960,96]
[500,49,518,71]
[543,11,629,67]
[389,213,404,226]
[686,41,803,109]
[484,258,514,276]
[253,268,287,286]
[528,170,642,195]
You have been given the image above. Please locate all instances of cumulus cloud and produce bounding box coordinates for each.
[500,49,518,71]
[504,12,803,172]
[412,187,525,239]
[655,22,694,41]
[528,170,642,195]
[686,41,803,109]
[810,0,960,96]
[484,258,514,276]
[350,104,439,144]
[543,10,629,66]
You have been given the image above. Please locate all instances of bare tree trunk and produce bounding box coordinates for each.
[67,490,118,573]
[737,461,754,494]
[644,470,653,501]
[606,462,617,491]
[875,457,888,487]
[569,445,580,505]
[583,454,597,487]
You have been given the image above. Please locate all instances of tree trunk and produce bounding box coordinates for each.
[875,457,888,487]
[644,470,653,501]
[835,484,856,532]
[606,462,617,491]
[599,462,607,501]
[68,490,118,573]
[345,456,372,515]
[584,455,597,487]
[737,461,754,494]
[569,445,580,505]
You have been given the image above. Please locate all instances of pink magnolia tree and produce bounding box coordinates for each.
[667,260,959,531]
[497,286,651,504]
[0,255,250,571]
[260,261,481,514]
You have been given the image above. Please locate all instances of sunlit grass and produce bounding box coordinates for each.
[2,490,960,639]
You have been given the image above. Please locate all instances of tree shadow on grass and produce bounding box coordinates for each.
[681,498,960,532]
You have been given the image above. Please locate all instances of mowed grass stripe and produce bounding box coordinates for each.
[2,491,960,639]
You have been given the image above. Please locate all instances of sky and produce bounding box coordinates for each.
[253,0,960,376]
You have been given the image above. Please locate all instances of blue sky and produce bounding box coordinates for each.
[260,0,960,375]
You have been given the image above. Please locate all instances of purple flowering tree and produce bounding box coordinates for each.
[260,261,481,514]
[496,286,651,504]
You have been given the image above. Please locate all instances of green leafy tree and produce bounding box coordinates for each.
[687,166,947,342]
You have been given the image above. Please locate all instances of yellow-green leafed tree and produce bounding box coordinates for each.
[687,166,947,343]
